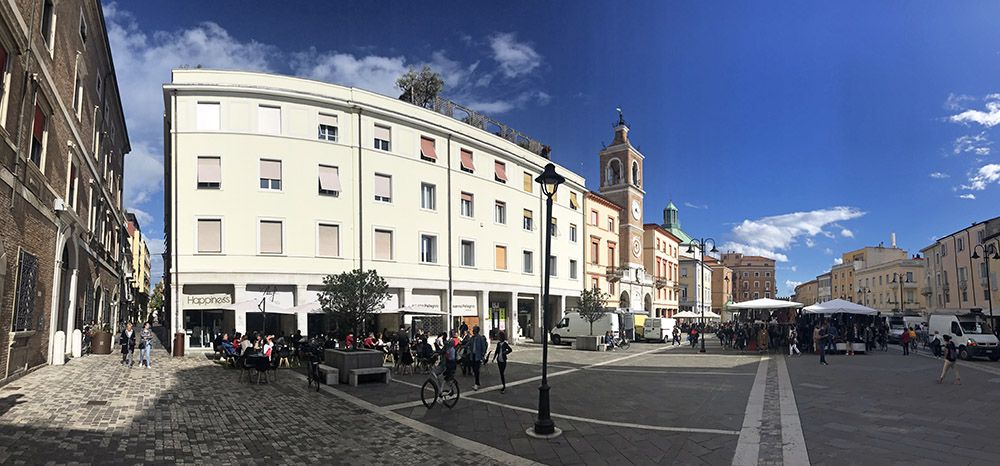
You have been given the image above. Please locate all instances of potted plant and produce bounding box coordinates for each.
[91,323,114,354]
[575,287,610,351]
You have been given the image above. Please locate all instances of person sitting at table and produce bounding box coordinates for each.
[261,335,274,358]
[363,332,375,348]
[220,334,238,357]
[240,333,253,353]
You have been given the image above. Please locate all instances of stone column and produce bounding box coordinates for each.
[65,269,79,355]
[296,285,310,336]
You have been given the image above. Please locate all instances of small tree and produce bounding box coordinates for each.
[577,287,611,336]
[397,65,444,107]
[148,281,165,323]
[318,269,389,343]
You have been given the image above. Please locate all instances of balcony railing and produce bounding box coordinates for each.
[429,96,551,158]
[921,286,932,296]
[654,277,669,289]
[606,267,625,283]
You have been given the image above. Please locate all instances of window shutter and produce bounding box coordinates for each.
[523,209,532,220]
[318,224,340,256]
[198,157,221,183]
[460,149,474,171]
[374,125,391,141]
[374,174,392,199]
[495,246,507,269]
[523,172,533,192]
[319,165,341,191]
[260,221,283,254]
[318,114,338,127]
[420,137,437,160]
[461,192,473,203]
[260,160,281,180]
[570,192,579,209]
[198,219,222,253]
[374,230,392,260]
[494,161,508,181]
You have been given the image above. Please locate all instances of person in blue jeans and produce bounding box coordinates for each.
[818,323,830,365]
[139,322,155,368]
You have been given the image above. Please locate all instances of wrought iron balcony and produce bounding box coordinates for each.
[921,286,932,296]
[654,277,669,289]
[606,266,625,282]
[429,96,551,158]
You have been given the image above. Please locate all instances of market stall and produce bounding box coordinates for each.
[803,299,879,354]
[726,298,803,351]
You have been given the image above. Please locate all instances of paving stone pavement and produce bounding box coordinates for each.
[0,350,500,465]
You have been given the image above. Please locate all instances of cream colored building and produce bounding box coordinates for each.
[921,216,1000,318]
[793,279,818,307]
[163,70,585,349]
[125,213,151,320]
[830,262,854,301]
[584,192,621,308]
[706,258,733,319]
[679,256,713,316]
[854,258,926,314]
[643,224,681,317]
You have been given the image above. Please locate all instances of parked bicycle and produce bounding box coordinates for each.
[612,335,631,351]
[420,357,460,409]
[302,339,324,392]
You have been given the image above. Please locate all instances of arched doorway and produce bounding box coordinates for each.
[644,294,652,315]
[619,291,630,309]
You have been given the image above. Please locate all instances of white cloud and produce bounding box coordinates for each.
[804,238,815,248]
[145,237,166,255]
[727,206,865,252]
[953,132,991,156]
[684,202,709,210]
[128,208,153,226]
[123,141,163,209]
[465,90,550,115]
[949,99,1000,128]
[824,248,833,255]
[961,164,1000,191]
[291,50,407,97]
[944,93,975,111]
[490,32,542,78]
[719,242,789,262]
[833,258,843,265]
[785,280,803,290]
[959,194,976,200]
[840,228,854,238]
[929,172,950,179]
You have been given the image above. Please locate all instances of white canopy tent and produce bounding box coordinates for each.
[672,310,701,319]
[803,299,878,316]
[702,310,722,320]
[726,298,802,310]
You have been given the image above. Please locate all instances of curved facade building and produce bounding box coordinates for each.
[163,70,585,349]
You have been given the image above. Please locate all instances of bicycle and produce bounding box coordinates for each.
[302,340,324,392]
[420,360,460,409]
[612,336,631,351]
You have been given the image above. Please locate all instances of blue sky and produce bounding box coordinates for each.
[108,1,1000,294]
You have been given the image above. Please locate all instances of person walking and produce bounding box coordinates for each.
[815,323,829,365]
[789,328,801,356]
[493,331,512,393]
[119,323,136,368]
[138,322,155,368]
[901,327,911,355]
[470,326,488,390]
[672,326,681,346]
[938,335,961,385]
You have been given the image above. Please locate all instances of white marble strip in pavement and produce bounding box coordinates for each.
[289,372,542,466]
[732,355,769,466]
[776,355,810,465]
[466,396,741,436]
[582,367,757,376]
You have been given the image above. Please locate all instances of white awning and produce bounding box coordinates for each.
[803,298,878,316]
[727,298,802,310]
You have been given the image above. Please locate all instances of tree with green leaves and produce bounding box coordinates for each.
[318,269,390,342]
[577,287,611,336]
[396,65,444,108]
[148,281,164,323]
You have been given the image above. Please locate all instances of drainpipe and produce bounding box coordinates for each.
[446,134,453,335]
[356,106,363,272]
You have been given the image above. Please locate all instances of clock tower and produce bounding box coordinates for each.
[598,111,645,269]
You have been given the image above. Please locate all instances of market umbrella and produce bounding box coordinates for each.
[672,311,701,318]
[803,299,877,316]
[726,298,802,310]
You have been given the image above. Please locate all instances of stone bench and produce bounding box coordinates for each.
[349,367,391,387]
[318,364,340,385]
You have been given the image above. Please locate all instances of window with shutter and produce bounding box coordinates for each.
[494,161,508,183]
[259,159,282,190]
[197,219,222,253]
[460,192,474,217]
[460,149,474,173]
[259,220,283,254]
[374,229,393,260]
[317,224,340,257]
[420,137,437,162]
[495,245,508,270]
[523,209,533,231]
[523,172,533,192]
[318,114,338,141]
[318,165,341,196]
[197,157,221,189]
[30,104,46,167]
[374,174,392,202]
[374,125,391,151]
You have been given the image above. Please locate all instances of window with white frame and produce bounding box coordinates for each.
[420,136,437,162]
[318,165,341,196]
[259,220,283,255]
[523,209,533,231]
[79,8,87,43]
[196,102,220,131]
[318,114,338,141]
[523,250,533,273]
[258,105,281,134]
[420,183,436,210]
[548,255,557,276]
[494,201,506,224]
[374,174,392,202]
[66,163,78,208]
[197,219,222,253]
[374,125,391,151]
[495,245,508,270]
[569,224,578,242]
[29,102,47,169]
[374,229,393,260]
[197,157,221,189]
[41,0,56,50]
[460,192,474,217]
[259,159,282,190]
[461,240,475,266]
[317,223,340,257]
[570,259,578,279]
[420,234,438,263]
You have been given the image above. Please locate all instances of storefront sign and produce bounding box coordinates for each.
[185,294,232,308]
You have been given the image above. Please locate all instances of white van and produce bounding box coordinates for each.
[927,311,1000,361]
[642,318,677,343]
[551,312,620,345]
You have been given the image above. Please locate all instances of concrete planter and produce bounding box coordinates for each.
[325,349,384,384]
[574,336,603,351]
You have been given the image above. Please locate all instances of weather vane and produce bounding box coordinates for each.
[616,107,627,128]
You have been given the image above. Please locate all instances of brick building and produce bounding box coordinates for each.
[0,1,130,383]
[721,252,777,302]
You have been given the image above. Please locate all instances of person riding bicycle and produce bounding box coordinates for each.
[439,338,458,381]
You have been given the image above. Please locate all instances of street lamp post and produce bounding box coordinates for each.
[529,163,564,438]
[971,242,1000,324]
[687,238,718,354]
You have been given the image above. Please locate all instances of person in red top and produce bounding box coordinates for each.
[900,327,911,355]
[344,332,355,349]
[363,332,375,348]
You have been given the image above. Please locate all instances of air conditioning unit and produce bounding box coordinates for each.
[53,198,66,212]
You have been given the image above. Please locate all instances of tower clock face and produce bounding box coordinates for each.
[632,237,642,258]
[631,200,641,221]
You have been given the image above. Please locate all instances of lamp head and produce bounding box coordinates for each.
[972,251,981,259]
[710,245,719,253]
[686,244,695,254]
[535,163,565,198]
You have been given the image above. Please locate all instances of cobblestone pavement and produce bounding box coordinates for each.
[0,349,501,465]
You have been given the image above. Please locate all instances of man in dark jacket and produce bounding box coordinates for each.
[469,326,488,390]
[120,322,136,367]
